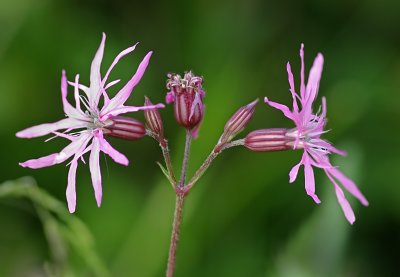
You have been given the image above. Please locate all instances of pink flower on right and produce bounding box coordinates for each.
[265,44,369,224]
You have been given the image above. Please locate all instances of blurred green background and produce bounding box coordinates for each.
[1,0,399,276]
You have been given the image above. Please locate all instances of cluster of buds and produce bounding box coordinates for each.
[166,71,205,136]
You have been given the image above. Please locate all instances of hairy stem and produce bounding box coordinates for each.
[161,139,177,184]
[166,194,185,277]
[178,130,192,188]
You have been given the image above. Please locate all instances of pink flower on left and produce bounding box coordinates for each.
[17,33,164,213]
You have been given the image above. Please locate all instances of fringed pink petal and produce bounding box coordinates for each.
[264,97,294,120]
[305,53,324,108]
[287,62,299,113]
[98,133,129,166]
[303,154,321,204]
[328,167,369,206]
[166,91,175,103]
[102,51,152,115]
[289,158,303,183]
[61,71,82,118]
[89,136,102,207]
[299,43,306,99]
[16,118,85,139]
[102,43,138,87]
[326,172,356,224]
[89,33,106,106]
[19,153,59,169]
[101,103,164,120]
[66,159,78,213]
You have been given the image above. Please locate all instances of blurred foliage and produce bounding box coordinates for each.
[0,0,399,276]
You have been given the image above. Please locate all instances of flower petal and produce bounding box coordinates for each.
[289,157,304,183]
[299,43,306,99]
[101,103,164,120]
[16,118,86,139]
[102,43,138,87]
[305,53,324,108]
[89,136,102,207]
[287,62,299,113]
[61,70,83,118]
[102,51,152,115]
[166,91,175,103]
[19,153,59,169]
[66,159,78,213]
[98,133,129,166]
[264,97,294,120]
[326,172,356,224]
[303,154,321,204]
[328,167,369,206]
[19,132,92,169]
[89,32,106,106]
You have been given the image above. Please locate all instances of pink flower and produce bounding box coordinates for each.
[17,33,164,213]
[166,71,205,137]
[264,44,368,224]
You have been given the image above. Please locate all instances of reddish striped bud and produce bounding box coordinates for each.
[244,128,292,152]
[166,71,205,130]
[103,116,145,141]
[144,96,164,139]
[219,99,258,144]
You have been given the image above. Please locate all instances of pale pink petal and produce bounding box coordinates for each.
[303,154,321,204]
[61,70,82,118]
[89,136,102,207]
[166,91,175,103]
[16,118,86,138]
[326,172,356,224]
[289,157,303,183]
[101,103,164,120]
[66,159,78,213]
[286,62,299,113]
[19,153,59,169]
[19,132,92,168]
[89,33,106,106]
[98,133,129,166]
[104,79,121,90]
[328,167,369,206]
[305,53,324,107]
[73,74,83,113]
[102,43,138,86]
[101,51,153,115]
[264,97,294,120]
[299,43,306,99]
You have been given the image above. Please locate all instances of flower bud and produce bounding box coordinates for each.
[219,99,258,144]
[144,96,164,139]
[103,116,145,141]
[244,128,292,152]
[166,71,205,130]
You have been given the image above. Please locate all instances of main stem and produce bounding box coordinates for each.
[166,194,185,277]
[166,130,192,277]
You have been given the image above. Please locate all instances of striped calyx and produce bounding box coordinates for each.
[219,99,258,144]
[166,71,205,130]
[144,96,164,139]
[244,128,292,152]
[103,116,145,141]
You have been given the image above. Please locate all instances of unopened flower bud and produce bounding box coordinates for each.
[166,71,205,130]
[219,99,258,144]
[103,116,145,141]
[244,128,292,152]
[144,96,164,139]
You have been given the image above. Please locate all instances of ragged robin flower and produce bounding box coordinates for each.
[16,33,164,213]
[262,44,368,224]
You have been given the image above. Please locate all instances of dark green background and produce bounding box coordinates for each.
[1,0,399,276]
